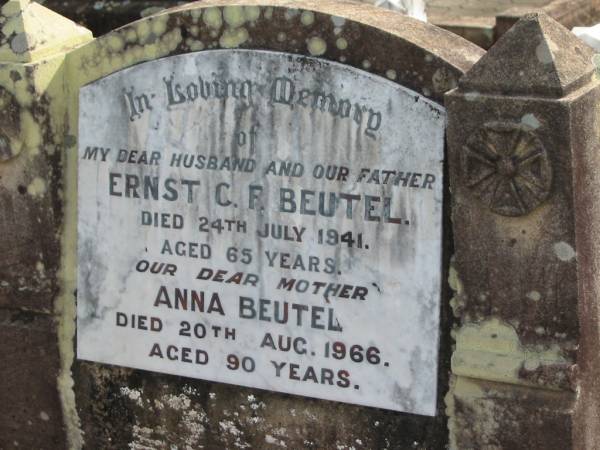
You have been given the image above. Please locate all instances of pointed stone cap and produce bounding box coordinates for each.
[460,13,595,98]
[0,0,91,63]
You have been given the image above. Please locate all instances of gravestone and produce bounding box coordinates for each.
[77,49,445,415]
[63,1,482,447]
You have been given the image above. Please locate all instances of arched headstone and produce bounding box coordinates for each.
[68,1,484,447]
[1,1,485,448]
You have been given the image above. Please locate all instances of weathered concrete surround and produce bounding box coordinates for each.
[1,1,599,450]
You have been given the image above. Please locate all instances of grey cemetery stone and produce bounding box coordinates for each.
[67,1,483,447]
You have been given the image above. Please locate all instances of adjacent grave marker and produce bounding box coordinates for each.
[77,49,445,415]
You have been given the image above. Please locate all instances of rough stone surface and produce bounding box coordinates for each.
[33,0,600,52]
[0,0,91,63]
[448,14,595,356]
[0,311,67,450]
[569,76,600,450]
[0,2,94,450]
[0,116,66,345]
[0,68,63,314]
[447,376,574,450]
[461,12,596,97]
[427,0,550,19]
[1,1,598,449]
[447,92,581,386]
[75,362,455,449]
[432,16,495,49]
[0,0,92,317]
[446,12,600,450]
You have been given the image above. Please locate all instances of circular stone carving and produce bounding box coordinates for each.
[461,122,552,216]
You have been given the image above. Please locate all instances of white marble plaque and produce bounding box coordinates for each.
[77,50,445,416]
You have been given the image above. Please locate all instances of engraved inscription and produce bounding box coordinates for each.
[77,50,445,416]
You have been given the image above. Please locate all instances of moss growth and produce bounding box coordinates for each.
[219,27,249,48]
[307,36,326,56]
[452,318,569,387]
[203,7,223,29]
[301,10,315,26]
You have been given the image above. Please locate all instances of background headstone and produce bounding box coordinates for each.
[370,0,427,21]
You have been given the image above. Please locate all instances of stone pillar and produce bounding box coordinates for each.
[0,1,91,448]
[446,12,600,450]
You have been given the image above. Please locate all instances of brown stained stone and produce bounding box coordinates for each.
[570,74,600,450]
[81,0,484,106]
[431,16,496,50]
[462,13,595,98]
[0,186,60,313]
[0,95,63,314]
[447,12,600,450]
[0,85,21,162]
[0,48,70,313]
[448,377,574,450]
[0,310,66,450]
[538,0,600,25]
[447,92,580,353]
[495,6,539,41]
[38,0,179,37]
[448,11,598,369]
[30,0,600,48]
[74,363,453,449]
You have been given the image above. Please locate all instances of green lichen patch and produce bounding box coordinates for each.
[223,6,246,28]
[301,11,315,26]
[335,37,347,50]
[203,7,223,29]
[307,36,326,56]
[219,27,249,49]
[452,318,571,389]
[0,0,91,63]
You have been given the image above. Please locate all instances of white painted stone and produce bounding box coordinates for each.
[77,50,445,415]
[367,0,427,21]
[573,23,600,51]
